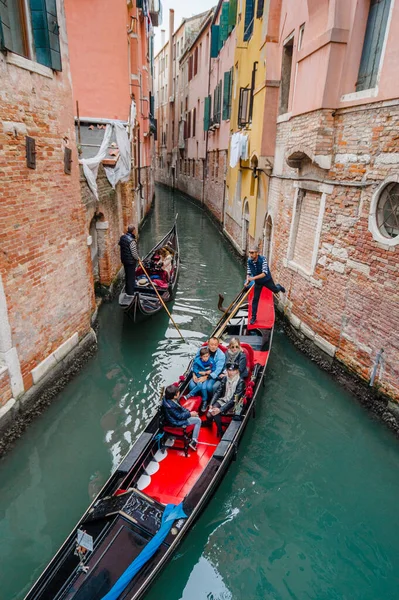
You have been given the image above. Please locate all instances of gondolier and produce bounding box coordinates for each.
[245,245,285,325]
[119,225,140,295]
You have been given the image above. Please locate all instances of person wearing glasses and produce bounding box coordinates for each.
[225,338,248,379]
[245,245,285,325]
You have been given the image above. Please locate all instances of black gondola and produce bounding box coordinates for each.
[25,285,275,600]
[118,221,180,322]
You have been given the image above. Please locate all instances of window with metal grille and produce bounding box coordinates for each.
[356,0,391,91]
[376,182,399,239]
[243,0,254,41]
[279,36,294,114]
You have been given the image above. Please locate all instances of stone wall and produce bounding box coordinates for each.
[268,104,399,400]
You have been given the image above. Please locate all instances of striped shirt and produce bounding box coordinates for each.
[129,239,139,260]
[247,256,270,278]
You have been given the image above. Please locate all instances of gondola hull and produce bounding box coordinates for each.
[119,222,180,323]
[25,286,274,600]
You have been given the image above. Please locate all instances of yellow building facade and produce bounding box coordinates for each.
[224,0,268,254]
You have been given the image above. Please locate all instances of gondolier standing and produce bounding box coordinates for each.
[245,245,285,325]
[119,225,140,295]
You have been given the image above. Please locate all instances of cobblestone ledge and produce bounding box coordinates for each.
[0,330,98,458]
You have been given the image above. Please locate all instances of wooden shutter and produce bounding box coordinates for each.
[228,0,237,33]
[29,0,62,71]
[64,147,72,174]
[187,111,191,138]
[217,81,222,123]
[222,70,231,120]
[204,95,211,131]
[26,136,36,169]
[356,0,391,91]
[220,2,229,47]
[0,0,12,50]
[188,55,193,81]
[194,47,198,75]
[210,24,219,58]
[256,0,264,19]
[244,0,255,41]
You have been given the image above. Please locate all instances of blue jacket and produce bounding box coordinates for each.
[195,347,226,380]
[247,255,271,280]
[192,355,215,377]
[162,397,191,427]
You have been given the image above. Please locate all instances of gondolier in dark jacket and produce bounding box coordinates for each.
[245,245,285,325]
[162,384,201,451]
[119,225,140,295]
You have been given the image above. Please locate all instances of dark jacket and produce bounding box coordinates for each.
[226,350,248,379]
[162,397,191,427]
[211,377,246,414]
[119,233,136,265]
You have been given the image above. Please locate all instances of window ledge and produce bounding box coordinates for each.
[340,87,378,103]
[6,52,53,79]
[277,111,292,124]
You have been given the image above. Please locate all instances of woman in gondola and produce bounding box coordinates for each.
[225,338,248,379]
[207,363,246,437]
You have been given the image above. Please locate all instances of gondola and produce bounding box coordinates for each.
[25,285,275,600]
[118,221,180,322]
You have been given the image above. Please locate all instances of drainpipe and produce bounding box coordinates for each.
[369,348,384,387]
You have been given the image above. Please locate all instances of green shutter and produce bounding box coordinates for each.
[228,0,237,33]
[210,24,219,58]
[222,70,231,120]
[204,95,211,131]
[30,0,62,71]
[244,0,255,41]
[217,81,222,122]
[0,0,12,50]
[220,2,229,48]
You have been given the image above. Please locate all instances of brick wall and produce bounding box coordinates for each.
[204,150,226,222]
[0,367,13,408]
[291,190,321,271]
[268,104,399,400]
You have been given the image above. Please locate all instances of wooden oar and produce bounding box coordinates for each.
[214,286,252,339]
[138,259,185,342]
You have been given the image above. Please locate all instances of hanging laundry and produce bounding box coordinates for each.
[230,132,241,168]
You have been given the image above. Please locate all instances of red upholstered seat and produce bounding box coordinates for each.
[181,396,202,412]
[240,343,255,372]
[163,424,195,436]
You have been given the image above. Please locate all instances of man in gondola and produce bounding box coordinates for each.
[118,225,140,295]
[245,245,285,325]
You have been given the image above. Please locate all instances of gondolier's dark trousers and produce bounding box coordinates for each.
[123,261,137,295]
[252,276,283,319]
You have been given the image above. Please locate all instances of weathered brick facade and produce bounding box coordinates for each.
[268,104,399,400]
[0,13,94,423]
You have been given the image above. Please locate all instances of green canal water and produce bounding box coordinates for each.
[1,187,399,600]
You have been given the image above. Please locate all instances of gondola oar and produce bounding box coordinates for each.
[214,285,252,339]
[138,258,185,342]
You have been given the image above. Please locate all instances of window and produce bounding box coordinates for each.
[177,40,180,57]
[194,47,198,76]
[187,110,191,138]
[375,182,399,240]
[256,0,264,19]
[279,35,294,114]
[0,0,62,70]
[288,188,324,274]
[212,81,222,124]
[238,87,251,127]
[356,0,391,92]
[192,107,196,137]
[244,0,255,42]
[298,23,305,51]
[204,95,211,131]
[188,55,193,81]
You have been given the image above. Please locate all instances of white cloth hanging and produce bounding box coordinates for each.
[230,132,241,168]
[80,124,113,200]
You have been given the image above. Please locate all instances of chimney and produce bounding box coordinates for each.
[161,29,166,48]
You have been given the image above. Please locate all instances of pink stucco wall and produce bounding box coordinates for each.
[64,0,131,120]
[273,0,399,117]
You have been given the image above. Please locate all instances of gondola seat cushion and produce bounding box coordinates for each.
[163,424,195,437]
[240,343,255,375]
[181,396,202,412]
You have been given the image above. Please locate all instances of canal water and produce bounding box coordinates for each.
[1,187,399,600]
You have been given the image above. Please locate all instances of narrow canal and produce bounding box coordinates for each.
[1,187,399,600]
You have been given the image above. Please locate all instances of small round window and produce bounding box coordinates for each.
[376,182,399,239]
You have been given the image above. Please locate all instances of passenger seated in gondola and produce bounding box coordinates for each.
[162,385,201,451]
[158,247,173,278]
[193,337,226,404]
[207,363,246,437]
[225,338,248,379]
[186,347,216,411]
